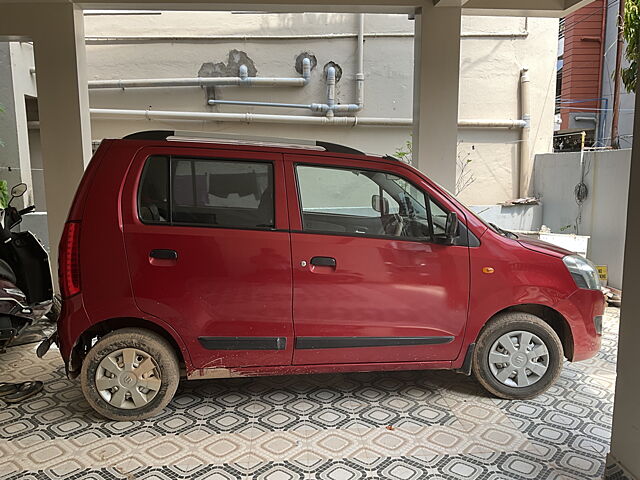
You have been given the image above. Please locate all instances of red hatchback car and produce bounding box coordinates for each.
[52,130,604,421]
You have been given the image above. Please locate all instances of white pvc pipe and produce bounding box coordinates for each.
[458,119,527,129]
[326,65,336,115]
[309,15,364,116]
[83,31,528,45]
[356,13,365,109]
[518,67,531,198]
[208,100,312,109]
[88,77,307,88]
[90,108,528,129]
[88,58,311,89]
[90,108,410,126]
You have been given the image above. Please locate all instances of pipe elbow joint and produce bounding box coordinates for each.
[302,57,311,84]
[326,66,336,83]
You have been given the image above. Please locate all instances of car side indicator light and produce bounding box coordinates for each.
[482,267,495,274]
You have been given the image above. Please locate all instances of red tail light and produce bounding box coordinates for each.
[59,221,81,298]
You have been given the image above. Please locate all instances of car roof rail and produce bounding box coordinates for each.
[122,130,365,155]
[382,154,404,163]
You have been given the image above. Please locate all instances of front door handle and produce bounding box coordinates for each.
[150,249,178,260]
[311,256,336,267]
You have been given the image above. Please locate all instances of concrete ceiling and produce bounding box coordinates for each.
[0,0,596,16]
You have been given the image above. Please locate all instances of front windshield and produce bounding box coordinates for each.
[364,171,451,238]
[420,176,513,238]
[366,172,428,218]
[389,177,428,218]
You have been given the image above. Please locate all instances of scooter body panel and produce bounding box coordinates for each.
[0,211,54,351]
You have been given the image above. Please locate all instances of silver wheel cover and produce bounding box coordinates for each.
[488,330,550,388]
[95,347,162,409]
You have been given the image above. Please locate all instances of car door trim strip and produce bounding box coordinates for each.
[198,336,287,350]
[295,336,454,350]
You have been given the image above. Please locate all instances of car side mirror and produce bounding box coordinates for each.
[444,211,459,245]
[371,194,389,215]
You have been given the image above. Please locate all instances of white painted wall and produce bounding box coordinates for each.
[80,12,558,205]
[458,17,558,204]
[1,12,559,207]
[533,149,631,289]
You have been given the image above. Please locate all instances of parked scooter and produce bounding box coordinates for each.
[0,183,54,353]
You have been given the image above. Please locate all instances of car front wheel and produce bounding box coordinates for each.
[80,328,179,421]
[472,312,564,400]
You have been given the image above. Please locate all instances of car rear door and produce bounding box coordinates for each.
[285,154,470,366]
[122,145,293,370]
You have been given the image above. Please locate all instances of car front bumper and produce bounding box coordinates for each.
[558,288,606,362]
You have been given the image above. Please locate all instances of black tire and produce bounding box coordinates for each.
[80,328,179,421]
[472,312,564,400]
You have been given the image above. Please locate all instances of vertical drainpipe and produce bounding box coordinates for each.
[518,67,531,199]
[356,13,365,110]
[596,0,607,145]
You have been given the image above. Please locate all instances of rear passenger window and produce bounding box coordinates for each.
[137,156,274,229]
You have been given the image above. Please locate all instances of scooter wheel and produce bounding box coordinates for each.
[80,328,179,421]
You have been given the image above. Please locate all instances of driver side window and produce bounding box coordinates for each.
[296,164,441,241]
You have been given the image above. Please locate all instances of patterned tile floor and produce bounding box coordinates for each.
[0,308,619,480]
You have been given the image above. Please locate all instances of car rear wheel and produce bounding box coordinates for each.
[472,312,564,400]
[80,328,179,421]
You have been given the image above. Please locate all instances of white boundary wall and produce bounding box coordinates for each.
[533,149,631,289]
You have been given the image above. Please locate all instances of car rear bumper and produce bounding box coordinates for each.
[55,294,92,375]
[559,288,605,362]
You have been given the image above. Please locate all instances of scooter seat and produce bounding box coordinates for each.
[0,259,16,285]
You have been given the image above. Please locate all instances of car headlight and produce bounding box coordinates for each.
[563,254,601,290]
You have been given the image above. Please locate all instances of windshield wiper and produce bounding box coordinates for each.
[489,223,518,239]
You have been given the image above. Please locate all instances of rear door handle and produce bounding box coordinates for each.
[310,256,336,267]
[150,249,178,260]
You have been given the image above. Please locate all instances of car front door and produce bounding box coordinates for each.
[285,155,470,366]
[122,146,293,370]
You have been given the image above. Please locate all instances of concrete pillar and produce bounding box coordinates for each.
[605,70,640,479]
[0,44,27,202]
[0,3,92,282]
[0,43,37,207]
[33,4,92,278]
[412,5,462,192]
[9,43,38,207]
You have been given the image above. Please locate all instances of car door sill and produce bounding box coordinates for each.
[187,359,454,380]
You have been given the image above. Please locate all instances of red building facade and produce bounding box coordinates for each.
[559,0,605,132]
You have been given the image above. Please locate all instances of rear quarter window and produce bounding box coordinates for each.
[138,156,169,223]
